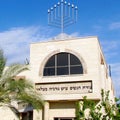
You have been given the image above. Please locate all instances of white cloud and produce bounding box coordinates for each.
[101,40,119,52]
[111,63,120,76]
[100,40,120,61]
[70,32,80,37]
[109,22,120,30]
[0,26,53,65]
[0,27,80,65]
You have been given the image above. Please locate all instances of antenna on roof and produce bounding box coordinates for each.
[48,0,78,33]
[25,58,29,65]
[109,65,112,77]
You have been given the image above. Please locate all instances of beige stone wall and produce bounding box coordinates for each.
[33,109,43,120]
[18,36,115,120]
[49,101,76,119]
[0,106,19,120]
[27,36,114,101]
[0,36,115,120]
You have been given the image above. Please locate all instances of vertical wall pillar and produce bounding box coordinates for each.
[44,101,49,120]
[20,113,22,120]
[27,112,29,120]
[33,109,43,120]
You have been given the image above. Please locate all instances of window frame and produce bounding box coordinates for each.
[43,52,83,76]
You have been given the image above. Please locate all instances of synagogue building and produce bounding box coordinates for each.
[22,33,115,120]
[0,0,115,119]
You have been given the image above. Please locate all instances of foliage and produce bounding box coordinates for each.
[114,97,120,119]
[75,96,99,120]
[0,49,44,111]
[75,101,80,120]
[76,89,119,120]
[101,89,116,120]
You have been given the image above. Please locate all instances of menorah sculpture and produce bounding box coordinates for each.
[48,0,78,33]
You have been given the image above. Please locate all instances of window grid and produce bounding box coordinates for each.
[55,54,57,76]
[68,53,70,75]
[44,53,83,76]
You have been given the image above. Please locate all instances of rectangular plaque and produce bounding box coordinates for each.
[35,81,92,95]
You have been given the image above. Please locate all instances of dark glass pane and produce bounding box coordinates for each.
[54,118,58,120]
[45,55,55,67]
[44,68,55,76]
[57,67,69,75]
[60,119,72,120]
[57,53,68,66]
[70,66,83,74]
[29,111,33,120]
[22,113,27,120]
[70,54,81,65]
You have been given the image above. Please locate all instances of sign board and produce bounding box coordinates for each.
[35,81,92,95]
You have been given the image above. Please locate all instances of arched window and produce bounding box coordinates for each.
[43,52,83,76]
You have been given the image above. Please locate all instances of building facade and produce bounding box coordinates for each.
[0,34,115,120]
[24,34,114,120]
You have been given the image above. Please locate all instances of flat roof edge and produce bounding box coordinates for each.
[31,35,99,45]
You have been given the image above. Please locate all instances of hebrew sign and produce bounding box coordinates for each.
[35,81,92,95]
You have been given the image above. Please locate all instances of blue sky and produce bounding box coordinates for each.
[0,0,120,97]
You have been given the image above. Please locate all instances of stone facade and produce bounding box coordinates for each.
[27,35,115,120]
[1,35,115,120]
